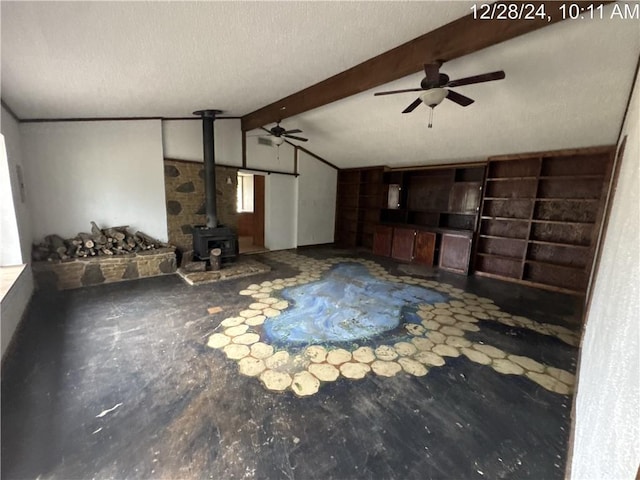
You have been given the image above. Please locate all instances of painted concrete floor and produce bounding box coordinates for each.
[1,247,582,480]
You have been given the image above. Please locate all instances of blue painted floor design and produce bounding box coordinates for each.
[263,263,447,347]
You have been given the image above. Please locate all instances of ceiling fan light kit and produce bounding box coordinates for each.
[375,61,505,128]
[259,121,309,146]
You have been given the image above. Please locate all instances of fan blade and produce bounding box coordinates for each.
[424,63,441,84]
[283,134,308,142]
[446,90,474,107]
[402,98,423,114]
[446,70,505,88]
[283,129,302,135]
[374,88,424,96]
[260,126,274,135]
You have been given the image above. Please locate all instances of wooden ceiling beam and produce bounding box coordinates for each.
[241,1,611,132]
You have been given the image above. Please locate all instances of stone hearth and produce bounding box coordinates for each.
[177,257,270,285]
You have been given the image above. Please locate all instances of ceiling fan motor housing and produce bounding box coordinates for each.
[421,73,449,89]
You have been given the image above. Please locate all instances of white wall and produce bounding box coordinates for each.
[264,173,297,251]
[0,135,22,266]
[162,118,242,166]
[570,72,639,479]
[296,150,337,246]
[21,120,168,242]
[1,264,33,361]
[245,131,296,173]
[1,107,32,263]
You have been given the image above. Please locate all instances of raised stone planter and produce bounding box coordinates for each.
[32,248,177,290]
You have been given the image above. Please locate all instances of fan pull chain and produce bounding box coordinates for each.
[428,107,434,128]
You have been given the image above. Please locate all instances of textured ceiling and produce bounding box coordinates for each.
[1,1,474,118]
[2,2,639,169]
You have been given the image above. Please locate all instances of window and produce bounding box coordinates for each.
[237,173,254,213]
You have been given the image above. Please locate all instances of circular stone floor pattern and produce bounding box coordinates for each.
[207,252,578,397]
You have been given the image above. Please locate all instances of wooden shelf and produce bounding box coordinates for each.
[525,259,585,271]
[475,146,615,295]
[528,239,590,249]
[481,216,529,222]
[476,252,522,262]
[486,176,537,181]
[531,218,594,226]
[479,234,526,241]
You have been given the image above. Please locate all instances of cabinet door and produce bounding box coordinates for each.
[440,233,472,274]
[373,225,393,257]
[413,231,436,267]
[391,228,415,262]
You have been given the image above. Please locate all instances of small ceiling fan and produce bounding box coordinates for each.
[374,61,505,127]
[260,122,308,146]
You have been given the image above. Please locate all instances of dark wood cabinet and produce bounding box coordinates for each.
[475,146,614,294]
[372,225,393,257]
[414,231,436,267]
[440,233,472,274]
[391,228,415,262]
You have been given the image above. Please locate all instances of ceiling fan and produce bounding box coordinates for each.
[260,122,308,146]
[374,61,505,127]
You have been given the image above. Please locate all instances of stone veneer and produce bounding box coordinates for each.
[32,248,177,290]
[164,159,238,253]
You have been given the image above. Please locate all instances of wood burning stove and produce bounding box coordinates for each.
[192,109,238,262]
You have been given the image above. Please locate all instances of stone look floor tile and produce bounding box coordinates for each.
[250,342,274,359]
[308,363,340,381]
[220,316,245,327]
[259,370,292,391]
[411,338,435,351]
[225,325,249,337]
[413,351,445,367]
[526,372,571,394]
[491,358,525,375]
[461,347,492,365]
[238,357,266,377]
[249,302,269,310]
[223,344,251,360]
[375,345,398,361]
[440,326,465,337]
[326,349,352,365]
[263,308,281,318]
[239,309,261,318]
[398,357,428,376]
[394,342,418,357]
[473,344,506,359]
[371,360,402,377]
[340,362,371,379]
[265,351,290,369]
[304,345,328,363]
[445,336,472,348]
[292,371,320,396]
[352,346,375,363]
[432,344,460,358]
[232,333,261,345]
[245,315,266,326]
[546,367,575,385]
[428,332,447,344]
[207,333,230,349]
[508,355,545,373]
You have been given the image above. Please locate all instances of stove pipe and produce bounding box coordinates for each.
[193,109,222,228]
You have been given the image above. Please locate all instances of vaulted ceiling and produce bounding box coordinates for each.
[2,1,638,169]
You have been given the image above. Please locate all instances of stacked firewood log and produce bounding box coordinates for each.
[32,221,170,261]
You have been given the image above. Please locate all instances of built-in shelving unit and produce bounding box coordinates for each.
[334,167,384,249]
[474,146,614,295]
[375,164,485,273]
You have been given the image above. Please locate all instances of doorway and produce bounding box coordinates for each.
[237,172,266,254]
